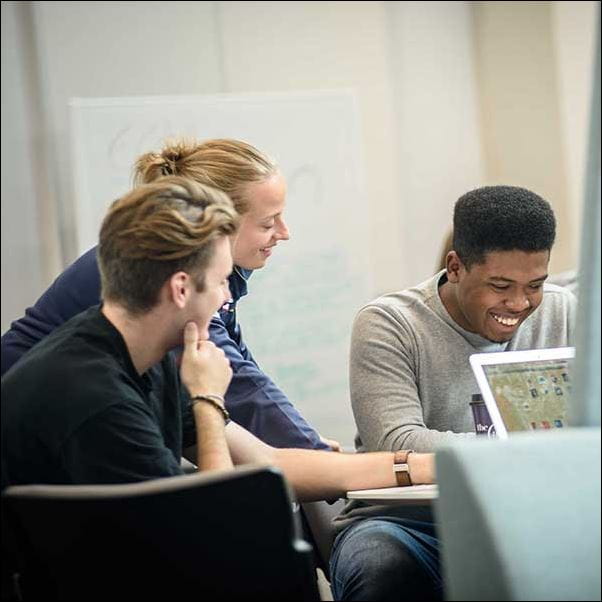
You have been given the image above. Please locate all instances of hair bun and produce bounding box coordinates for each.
[160,150,182,176]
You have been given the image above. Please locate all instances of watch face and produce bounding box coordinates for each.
[394,465,412,487]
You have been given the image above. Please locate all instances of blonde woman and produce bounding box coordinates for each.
[2,139,337,451]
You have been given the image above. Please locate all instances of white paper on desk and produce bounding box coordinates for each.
[346,484,438,501]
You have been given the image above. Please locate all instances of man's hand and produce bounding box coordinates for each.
[180,321,232,397]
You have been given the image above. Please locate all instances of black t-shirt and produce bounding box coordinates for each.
[1,306,196,488]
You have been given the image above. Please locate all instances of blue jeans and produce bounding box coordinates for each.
[329,517,443,601]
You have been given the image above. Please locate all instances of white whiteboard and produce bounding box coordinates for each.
[70,91,371,445]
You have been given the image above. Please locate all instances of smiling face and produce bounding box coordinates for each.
[231,173,290,270]
[441,249,550,343]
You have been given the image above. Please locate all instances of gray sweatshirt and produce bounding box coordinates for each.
[335,271,576,531]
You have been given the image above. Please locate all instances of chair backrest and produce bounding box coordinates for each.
[434,428,601,601]
[2,465,319,601]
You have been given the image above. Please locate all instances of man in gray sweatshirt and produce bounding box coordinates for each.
[330,186,576,601]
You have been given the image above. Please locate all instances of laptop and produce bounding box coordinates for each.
[469,347,575,439]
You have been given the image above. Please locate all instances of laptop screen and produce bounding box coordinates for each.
[482,358,573,432]
[470,347,575,438]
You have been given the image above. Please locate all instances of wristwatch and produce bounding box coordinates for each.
[393,450,415,487]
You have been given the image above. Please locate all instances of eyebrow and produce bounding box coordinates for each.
[489,275,548,284]
[260,212,280,221]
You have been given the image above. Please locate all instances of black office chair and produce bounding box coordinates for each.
[2,466,319,601]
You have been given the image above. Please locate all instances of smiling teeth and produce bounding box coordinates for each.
[492,314,519,326]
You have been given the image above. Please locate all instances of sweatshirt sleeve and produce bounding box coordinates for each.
[1,247,102,376]
[350,304,466,453]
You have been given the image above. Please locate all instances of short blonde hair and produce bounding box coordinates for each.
[134,138,278,214]
[99,176,238,314]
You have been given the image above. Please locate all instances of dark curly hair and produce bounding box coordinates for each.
[453,186,556,269]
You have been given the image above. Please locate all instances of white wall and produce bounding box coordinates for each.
[1,2,45,331]
[552,1,598,263]
[387,1,484,289]
[1,0,597,443]
[33,0,223,261]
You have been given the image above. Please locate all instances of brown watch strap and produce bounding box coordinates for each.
[393,450,415,487]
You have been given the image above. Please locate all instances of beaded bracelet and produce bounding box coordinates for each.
[190,394,230,422]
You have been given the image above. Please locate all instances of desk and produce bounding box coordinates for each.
[346,484,438,505]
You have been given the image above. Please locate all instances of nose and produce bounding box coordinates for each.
[275,218,290,241]
[504,292,531,312]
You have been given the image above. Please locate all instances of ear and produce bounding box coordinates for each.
[167,272,191,309]
[446,251,464,283]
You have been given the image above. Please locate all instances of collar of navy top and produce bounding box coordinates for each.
[219,266,253,315]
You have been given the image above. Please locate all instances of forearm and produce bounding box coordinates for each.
[271,448,435,502]
[192,403,233,471]
[224,422,435,501]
